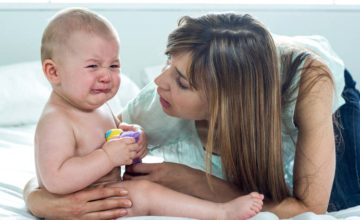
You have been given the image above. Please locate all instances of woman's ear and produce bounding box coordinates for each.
[42,59,60,84]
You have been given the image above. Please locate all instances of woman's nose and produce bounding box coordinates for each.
[154,66,170,90]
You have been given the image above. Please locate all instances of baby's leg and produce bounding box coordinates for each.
[111,180,263,219]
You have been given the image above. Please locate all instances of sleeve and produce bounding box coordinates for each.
[121,82,191,147]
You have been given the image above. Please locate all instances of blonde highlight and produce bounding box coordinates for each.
[166,13,290,202]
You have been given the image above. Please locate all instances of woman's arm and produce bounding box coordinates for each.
[278,60,335,212]
[264,59,336,217]
[24,177,132,220]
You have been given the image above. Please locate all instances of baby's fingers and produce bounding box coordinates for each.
[135,146,147,159]
[120,137,136,144]
[137,131,146,142]
[106,137,135,145]
[118,123,139,132]
[119,150,137,165]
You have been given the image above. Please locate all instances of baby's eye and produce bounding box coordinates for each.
[86,64,98,69]
[110,64,120,69]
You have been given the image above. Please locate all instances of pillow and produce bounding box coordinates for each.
[0,61,140,126]
[0,61,50,126]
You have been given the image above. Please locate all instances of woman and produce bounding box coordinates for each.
[24,13,359,219]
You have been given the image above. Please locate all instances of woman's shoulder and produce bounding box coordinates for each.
[274,34,345,111]
[273,34,343,66]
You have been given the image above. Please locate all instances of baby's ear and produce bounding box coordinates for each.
[42,59,60,84]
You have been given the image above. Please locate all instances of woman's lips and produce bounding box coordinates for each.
[159,96,171,109]
[157,87,171,109]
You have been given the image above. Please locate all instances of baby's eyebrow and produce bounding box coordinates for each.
[84,58,120,63]
[84,58,101,63]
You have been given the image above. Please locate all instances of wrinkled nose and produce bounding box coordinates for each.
[99,69,111,83]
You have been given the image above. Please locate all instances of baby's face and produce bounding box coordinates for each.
[55,31,121,111]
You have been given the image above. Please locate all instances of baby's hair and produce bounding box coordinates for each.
[41,7,119,62]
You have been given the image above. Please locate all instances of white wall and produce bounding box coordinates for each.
[0,4,359,87]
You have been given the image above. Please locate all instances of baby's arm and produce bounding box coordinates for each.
[35,114,138,195]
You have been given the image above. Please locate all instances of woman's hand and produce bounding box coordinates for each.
[123,162,242,202]
[24,177,132,220]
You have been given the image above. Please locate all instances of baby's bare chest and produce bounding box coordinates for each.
[73,112,117,156]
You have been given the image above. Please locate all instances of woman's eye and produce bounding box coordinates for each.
[176,76,189,90]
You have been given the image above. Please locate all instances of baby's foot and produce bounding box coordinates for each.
[218,192,264,220]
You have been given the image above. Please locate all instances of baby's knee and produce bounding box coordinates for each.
[125,180,155,195]
[124,180,156,216]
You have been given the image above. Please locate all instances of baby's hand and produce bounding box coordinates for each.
[104,128,146,165]
[117,124,148,160]
[118,122,138,133]
[103,137,140,166]
[135,130,148,160]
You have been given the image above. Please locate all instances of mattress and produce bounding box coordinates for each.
[1,124,360,220]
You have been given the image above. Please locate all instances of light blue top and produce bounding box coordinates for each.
[122,35,345,189]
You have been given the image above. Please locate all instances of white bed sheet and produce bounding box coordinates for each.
[0,124,37,219]
[1,125,360,220]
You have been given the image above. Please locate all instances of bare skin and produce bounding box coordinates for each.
[25,176,264,219]
[23,177,132,220]
[36,32,145,194]
[106,180,264,220]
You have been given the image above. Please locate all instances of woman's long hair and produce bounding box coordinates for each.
[166,12,334,203]
[166,13,291,202]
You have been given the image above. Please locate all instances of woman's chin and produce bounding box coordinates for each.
[161,106,173,116]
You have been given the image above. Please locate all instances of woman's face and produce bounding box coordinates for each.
[154,52,209,120]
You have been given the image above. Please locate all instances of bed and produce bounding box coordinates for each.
[0,61,359,220]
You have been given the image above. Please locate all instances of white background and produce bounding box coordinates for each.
[0,3,359,87]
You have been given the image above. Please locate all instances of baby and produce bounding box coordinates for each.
[34,7,263,219]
